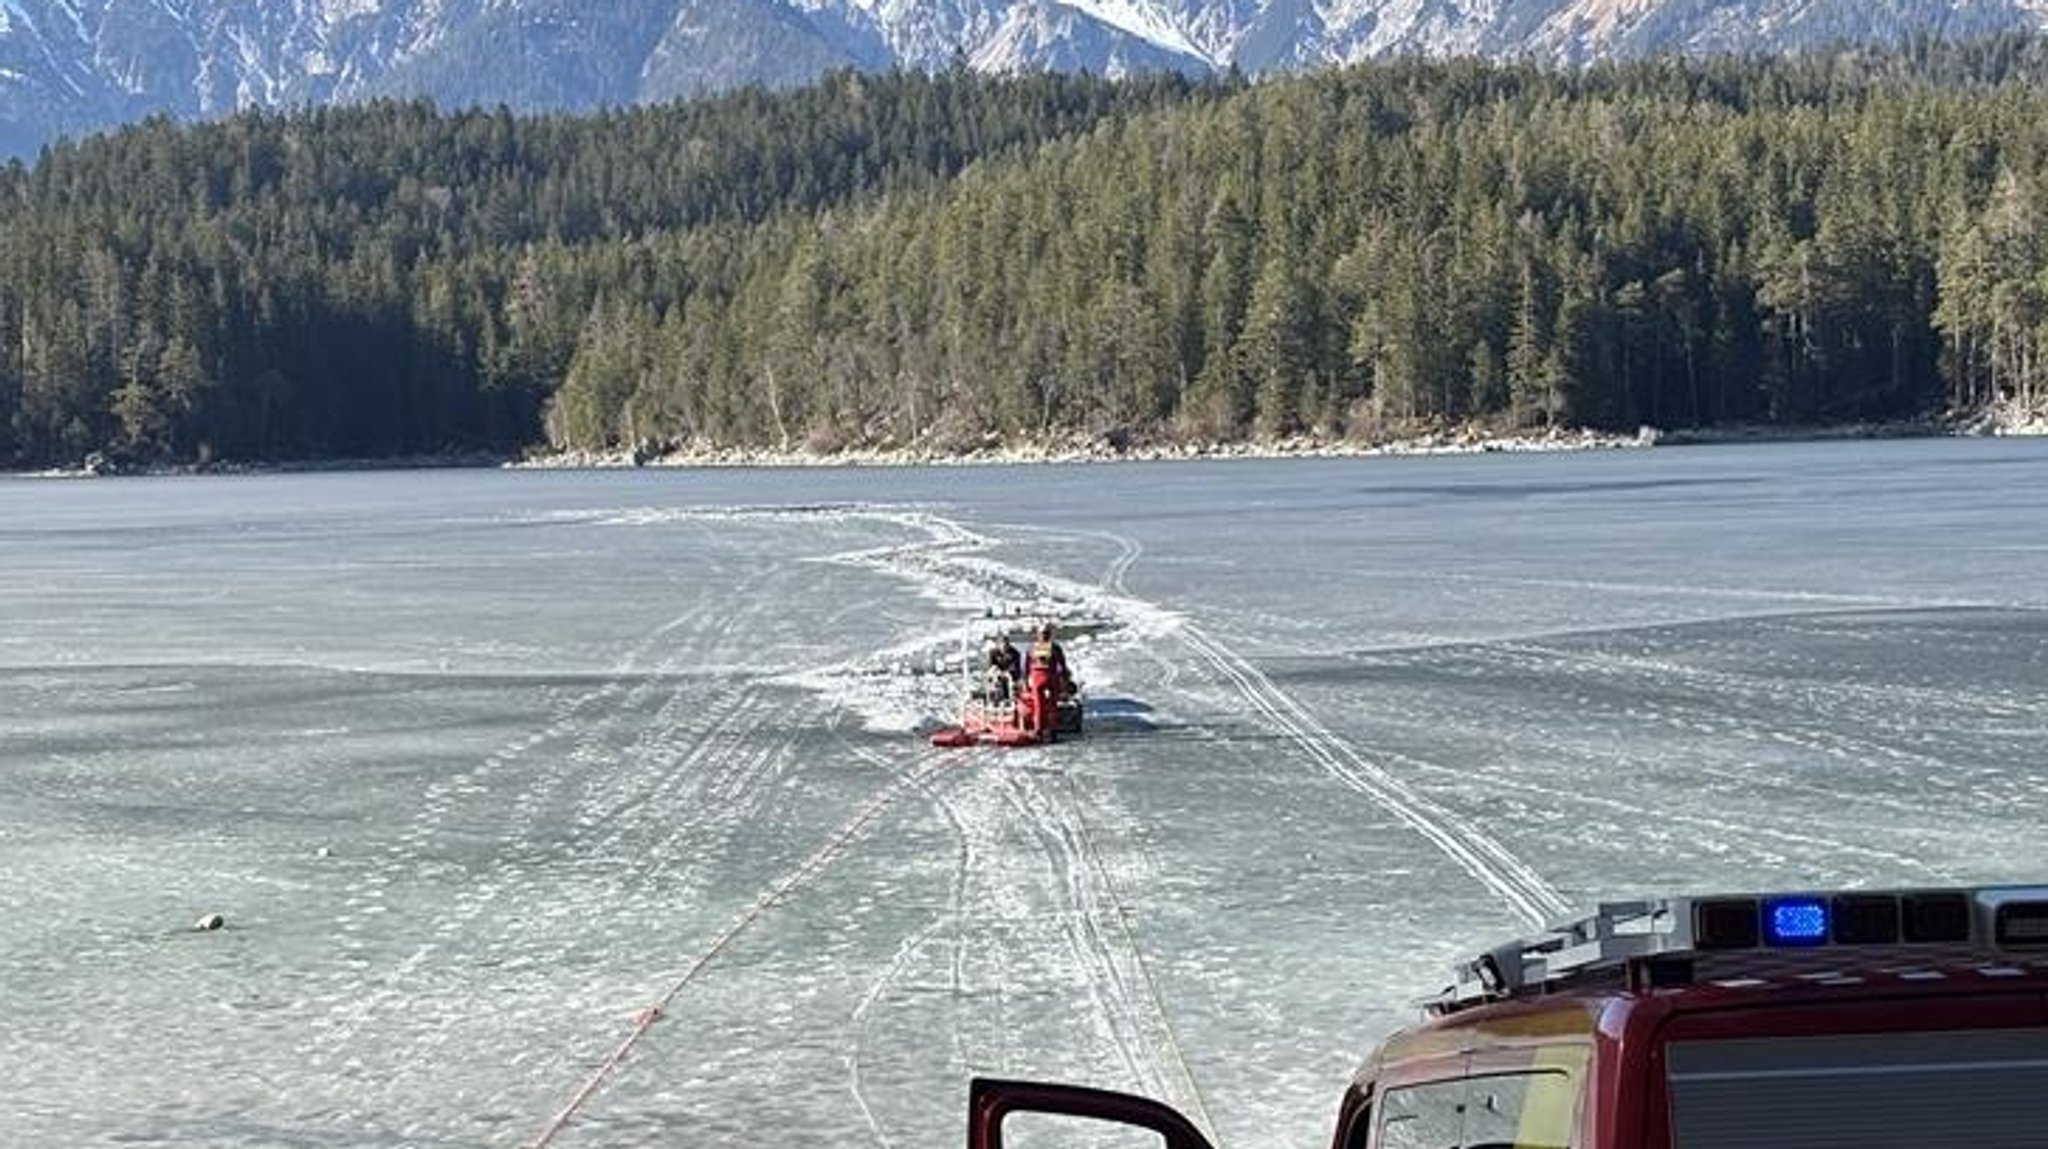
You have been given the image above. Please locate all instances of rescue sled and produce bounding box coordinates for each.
[928,669,1082,748]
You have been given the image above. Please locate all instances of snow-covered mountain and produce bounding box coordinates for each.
[3,0,2045,157]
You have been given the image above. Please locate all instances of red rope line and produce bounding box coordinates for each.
[527,751,955,1149]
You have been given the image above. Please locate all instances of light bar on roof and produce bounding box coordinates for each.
[1430,885,2048,1015]
[1693,890,1977,951]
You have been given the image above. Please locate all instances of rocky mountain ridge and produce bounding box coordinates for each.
[3,0,2044,157]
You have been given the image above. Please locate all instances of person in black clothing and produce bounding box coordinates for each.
[984,633,1023,701]
[995,633,1023,677]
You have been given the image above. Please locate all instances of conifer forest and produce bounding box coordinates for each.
[6,41,2048,468]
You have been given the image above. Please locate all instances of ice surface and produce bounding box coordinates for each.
[2,440,2046,1148]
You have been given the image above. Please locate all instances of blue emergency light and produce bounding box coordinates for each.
[1763,897,1830,946]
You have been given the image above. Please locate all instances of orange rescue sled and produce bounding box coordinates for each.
[928,674,1082,748]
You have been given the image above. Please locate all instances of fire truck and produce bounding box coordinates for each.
[969,884,2048,1149]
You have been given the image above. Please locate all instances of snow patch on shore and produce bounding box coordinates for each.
[1976,402,2048,437]
[516,426,1658,471]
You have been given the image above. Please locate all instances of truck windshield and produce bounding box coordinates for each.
[1667,1027,2048,1149]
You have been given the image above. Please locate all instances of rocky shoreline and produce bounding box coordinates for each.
[519,424,1664,470]
[514,408,2048,470]
[20,408,2046,479]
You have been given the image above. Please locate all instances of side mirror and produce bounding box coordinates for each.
[968,1077,1217,1149]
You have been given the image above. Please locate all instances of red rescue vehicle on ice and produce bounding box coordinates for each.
[930,626,1082,748]
[970,884,2048,1149]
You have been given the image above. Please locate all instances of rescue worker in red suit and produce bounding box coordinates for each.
[1025,622,1071,740]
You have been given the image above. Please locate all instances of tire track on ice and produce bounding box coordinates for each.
[391,681,792,1088]
[1179,624,1570,929]
[310,589,798,1095]
[1466,637,2031,828]
[530,746,960,1148]
[999,764,1215,1134]
[839,739,975,1149]
[1481,639,1981,779]
[826,746,1211,1147]
[310,602,722,1062]
[1378,742,1953,880]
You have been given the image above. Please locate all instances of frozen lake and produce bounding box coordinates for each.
[3,439,2046,1149]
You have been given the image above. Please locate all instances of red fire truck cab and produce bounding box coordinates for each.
[969,884,2048,1149]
